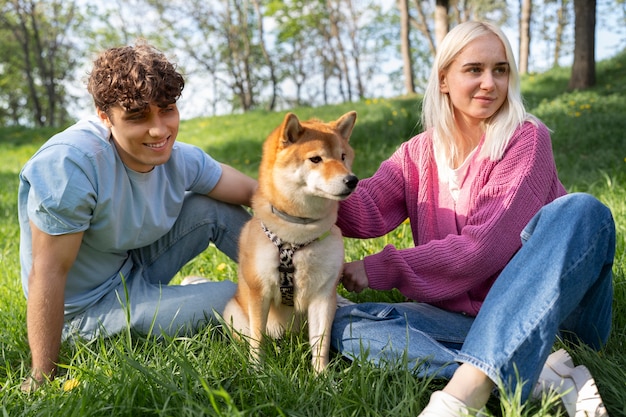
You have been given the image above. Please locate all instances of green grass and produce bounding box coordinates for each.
[1,52,625,416]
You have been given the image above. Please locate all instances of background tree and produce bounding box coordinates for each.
[343,0,367,100]
[532,0,572,71]
[0,23,28,125]
[551,0,571,68]
[410,1,437,55]
[434,0,449,47]
[326,0,354,102]
[267,0,321,107]
[222,0,258,111]
[252,0,278,111]
[1,0,625,126]
[398,0,416,94]
[519,0,532,75]
[0,0,80,127]
[448,0,509,24]
[568,0,596,89]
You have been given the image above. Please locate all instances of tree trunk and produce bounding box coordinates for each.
[224,0,255,111]
[552,0,569,68]
[411,0,436,56]
[434,0,449,49]
[251,0,277,111]
[398,0,415,94]
[568,0,596,90]
[327,0,352,101]
[346,0,365,99]
[519,0,531,74]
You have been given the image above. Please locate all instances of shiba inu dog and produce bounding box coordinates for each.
[222,111,358,373]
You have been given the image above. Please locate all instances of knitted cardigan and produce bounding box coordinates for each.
[337,120,566,316]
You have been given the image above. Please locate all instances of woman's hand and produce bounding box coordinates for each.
[340,260,369,293]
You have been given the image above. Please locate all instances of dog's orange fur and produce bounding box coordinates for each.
[223,111,358,373]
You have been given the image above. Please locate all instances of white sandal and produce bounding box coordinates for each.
[533,349,608,417]
[418,391,485,417]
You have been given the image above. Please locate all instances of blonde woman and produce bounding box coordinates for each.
[333,21,613,416]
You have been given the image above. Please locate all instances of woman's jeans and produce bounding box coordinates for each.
[331,193,616,401]
[63,193,251,340]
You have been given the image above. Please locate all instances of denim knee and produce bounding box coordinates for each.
[522,193,615,245]
[546,193,613,228]
[179,192,251,261]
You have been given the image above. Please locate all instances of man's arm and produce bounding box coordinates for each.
[207,163,257,207]
[22,222,83,392]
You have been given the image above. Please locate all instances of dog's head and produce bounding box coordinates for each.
[262,111,358,202]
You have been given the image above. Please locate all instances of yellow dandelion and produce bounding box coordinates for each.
[365,99,372,105]
[574,112,581,117]
[217,263,227,271]
[63,378,80,392]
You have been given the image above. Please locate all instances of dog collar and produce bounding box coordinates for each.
[271,205,320,224]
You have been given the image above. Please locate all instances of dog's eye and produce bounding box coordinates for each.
[341,153,346,161]
[309,156,322,164]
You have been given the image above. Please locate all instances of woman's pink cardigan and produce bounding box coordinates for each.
[337,120,567,316]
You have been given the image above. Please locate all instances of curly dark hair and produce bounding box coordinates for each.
[87,40,185,114]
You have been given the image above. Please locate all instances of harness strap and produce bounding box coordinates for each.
[261,222,320,306]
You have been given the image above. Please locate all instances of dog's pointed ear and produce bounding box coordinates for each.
[335,111,357,141]
[281,113,303,146]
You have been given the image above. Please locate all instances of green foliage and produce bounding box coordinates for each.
[0,0,80,127]
[1,53,625,416]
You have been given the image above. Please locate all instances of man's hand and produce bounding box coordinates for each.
[20,374,48,394]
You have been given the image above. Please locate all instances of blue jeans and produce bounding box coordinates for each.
[63,193,251,340]
[331,193,615,401]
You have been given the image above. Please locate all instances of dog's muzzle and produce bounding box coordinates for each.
[344,175,358,190]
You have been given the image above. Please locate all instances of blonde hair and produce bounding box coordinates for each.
[421,21,536,167]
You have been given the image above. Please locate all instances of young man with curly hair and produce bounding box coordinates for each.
[18,40,257,391]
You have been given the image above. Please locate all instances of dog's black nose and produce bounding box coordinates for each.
[344,175,359,190]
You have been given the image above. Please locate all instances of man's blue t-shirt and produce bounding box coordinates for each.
[18,117,223,317]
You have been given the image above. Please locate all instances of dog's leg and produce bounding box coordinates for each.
[247,289,271,367]
[222,298,247,341]
[307,294,337,373]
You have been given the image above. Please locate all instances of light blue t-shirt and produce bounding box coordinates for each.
[18,117,223,316]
